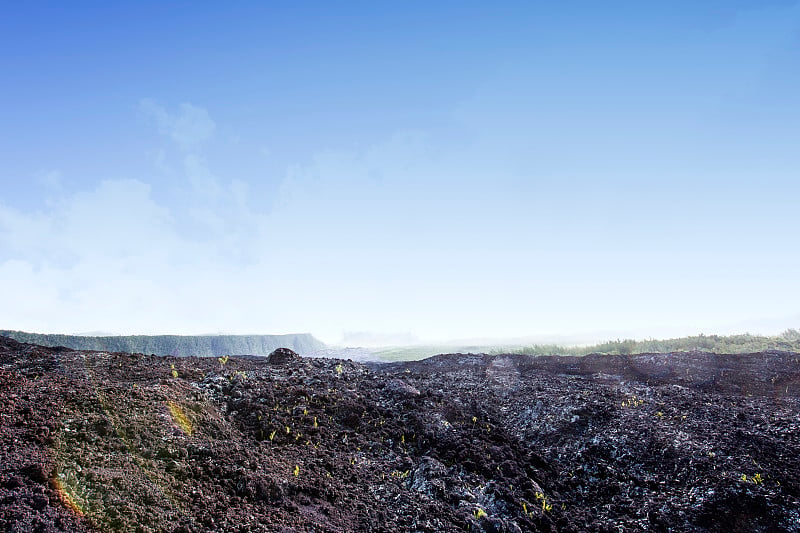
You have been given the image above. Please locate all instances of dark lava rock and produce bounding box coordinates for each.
[386,378,421,397]
[1,335,799,532]
[410,456,449,499]
[267,347,300,365]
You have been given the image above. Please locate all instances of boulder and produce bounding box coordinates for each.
[267,347,300,365]
[410,456,448,499]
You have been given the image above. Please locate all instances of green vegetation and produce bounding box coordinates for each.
[741,473,765,484]
[5,328,799,361]
[371,330,800,361]
[0,330,325,357]
[535,491,553,512]
[621,395,645,408]
[505,330,800,357]
[374,344,511,361]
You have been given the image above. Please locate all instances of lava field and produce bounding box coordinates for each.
[1,336,799,532]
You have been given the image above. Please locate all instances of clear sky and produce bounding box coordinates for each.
[1,1,799,345]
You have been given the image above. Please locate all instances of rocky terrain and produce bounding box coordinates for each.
[1,335,799,532]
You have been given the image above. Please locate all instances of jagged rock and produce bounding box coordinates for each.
[410,456,449,499]
[0,334,798,532]
[267,347,300,365]
[385,378,420,397]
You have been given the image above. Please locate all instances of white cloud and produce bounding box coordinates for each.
[1,179,172,264]
[0,205,52,259]
[0,177,274,335]
[183,153,222,198]
[140,99,216,151]
[139,101,266,261]
[0,260,61,320]
[2,102,796,345]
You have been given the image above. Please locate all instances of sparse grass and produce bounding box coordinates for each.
[741,472,765,484]
[374,345,518,361]
[371,330,800,362]
[621,395,645,408]
[506,330,800,357]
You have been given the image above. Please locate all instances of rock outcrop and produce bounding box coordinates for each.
[266,347,300,365]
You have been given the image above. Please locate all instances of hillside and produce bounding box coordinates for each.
[2,337,799,531]
[0,330,325,357]
[358,331,800,362]
[507,330,800,357]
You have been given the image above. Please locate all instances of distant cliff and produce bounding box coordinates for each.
[0,330,326,357]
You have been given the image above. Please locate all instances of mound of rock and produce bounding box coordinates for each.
[266,347,300,365]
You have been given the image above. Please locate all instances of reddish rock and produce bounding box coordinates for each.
[0,335,798,532]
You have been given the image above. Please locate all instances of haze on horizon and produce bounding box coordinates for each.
[1,2,799,347]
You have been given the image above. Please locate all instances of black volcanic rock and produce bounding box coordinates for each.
[1,335,799,532]
[267,347,300,365]
[386,378,421,397]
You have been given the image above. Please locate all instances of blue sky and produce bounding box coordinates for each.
[1,1,799,344]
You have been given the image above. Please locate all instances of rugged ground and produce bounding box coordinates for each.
[1,336,799,532]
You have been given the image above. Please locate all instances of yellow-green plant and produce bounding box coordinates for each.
[167,401,193,435]
[621,395,644,407]
[534,491,553,512]
[742,473,764,484]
